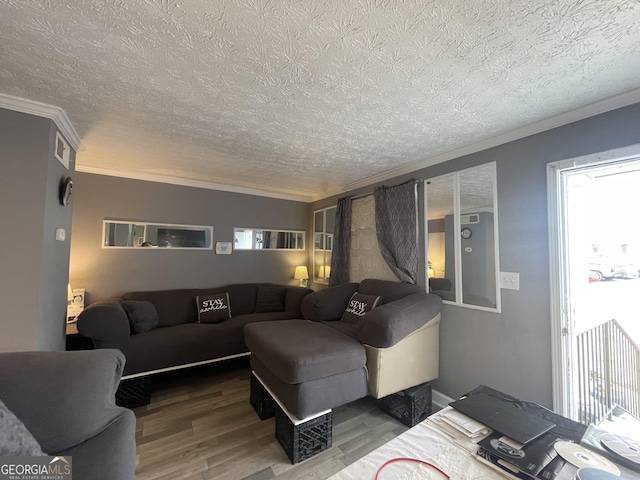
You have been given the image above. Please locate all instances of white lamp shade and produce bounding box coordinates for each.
[293,266,309,280]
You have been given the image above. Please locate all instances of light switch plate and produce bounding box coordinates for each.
[55,228,66,241]
[500,272,520,290]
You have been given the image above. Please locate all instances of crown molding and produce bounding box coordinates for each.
[340,88,640,195]
[309,187,346,203]
[76,165,313,203]
[0,93,83,152]
[5,88,639,204]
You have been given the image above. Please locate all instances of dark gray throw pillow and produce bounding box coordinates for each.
[341,292,381,325]
[0,399,45,456]
[197,293,232,323]
[254,286,286,313]
[122,300,159,334]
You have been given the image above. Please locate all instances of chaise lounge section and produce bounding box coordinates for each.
[244,279,442,463]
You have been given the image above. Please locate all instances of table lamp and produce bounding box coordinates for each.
[294,266,309,287]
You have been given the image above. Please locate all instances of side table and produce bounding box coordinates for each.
[65,322,93,351]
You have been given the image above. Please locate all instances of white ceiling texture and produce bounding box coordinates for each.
[1,1,640,202]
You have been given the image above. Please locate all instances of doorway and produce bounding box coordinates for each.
[549,145,640,422]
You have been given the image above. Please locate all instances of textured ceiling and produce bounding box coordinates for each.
[1,1,640,201]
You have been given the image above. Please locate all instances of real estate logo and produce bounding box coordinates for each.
[0,456,72,480]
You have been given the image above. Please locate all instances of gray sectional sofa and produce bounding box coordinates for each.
[77,283,312,377]
[245,279,442,418]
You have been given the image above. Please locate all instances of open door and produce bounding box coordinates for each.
[549,146,640,422]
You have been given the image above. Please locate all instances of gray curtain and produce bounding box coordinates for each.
[329,196,352,286]
[374,181,418,284]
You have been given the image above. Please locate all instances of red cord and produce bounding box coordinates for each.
[375,457,450,479]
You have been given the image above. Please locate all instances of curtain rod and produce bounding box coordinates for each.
[350,191,373,201]
[348,179,422,202]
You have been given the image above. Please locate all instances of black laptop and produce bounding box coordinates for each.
[449,392,556,444]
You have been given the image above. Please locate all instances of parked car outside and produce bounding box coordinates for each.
[588,256,637,280]
[588,270,602,283]
[615,264,639,279]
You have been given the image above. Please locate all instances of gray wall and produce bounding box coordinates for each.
[311,102,640,408]
[69,173,309,302]
[0,108,75,352]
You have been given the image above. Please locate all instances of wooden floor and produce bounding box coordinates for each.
[132,358,409,480]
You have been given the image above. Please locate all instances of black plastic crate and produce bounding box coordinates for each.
[250,374,275,420]
[116,377,151,408]
[275,406,332,464]
[378,382,432,427]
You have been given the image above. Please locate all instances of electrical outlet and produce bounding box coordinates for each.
[55,228,66,241]
[500,272,519,290]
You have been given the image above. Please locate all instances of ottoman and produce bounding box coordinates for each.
[244,320,369,419]
[244,320,370,463]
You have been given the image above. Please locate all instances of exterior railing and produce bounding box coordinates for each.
[575,319,640,424]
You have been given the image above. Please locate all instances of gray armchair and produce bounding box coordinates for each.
[0,349,136,480]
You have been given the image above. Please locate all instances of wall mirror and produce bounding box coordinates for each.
[425,162,501,311]
[103,221,213,249]
[313,206,336,284]
[233,228,305,250]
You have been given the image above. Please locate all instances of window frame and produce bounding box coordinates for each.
[424,162,502,312]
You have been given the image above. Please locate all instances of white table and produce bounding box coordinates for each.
[328,416,502,480]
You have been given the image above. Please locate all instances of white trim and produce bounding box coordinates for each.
[432,389,455,412]
[453,173,462,303]
[338,88,640,197]
[548,143,640,172]
[3,90,640,204]
[491,163,502,314]
[0,93,83,152]
[76,165,312,203]
[120,352,249,380]
[547,162,568,415]
[310,188,345,202]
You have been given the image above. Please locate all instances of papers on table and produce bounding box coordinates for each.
[426,406,492,452]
